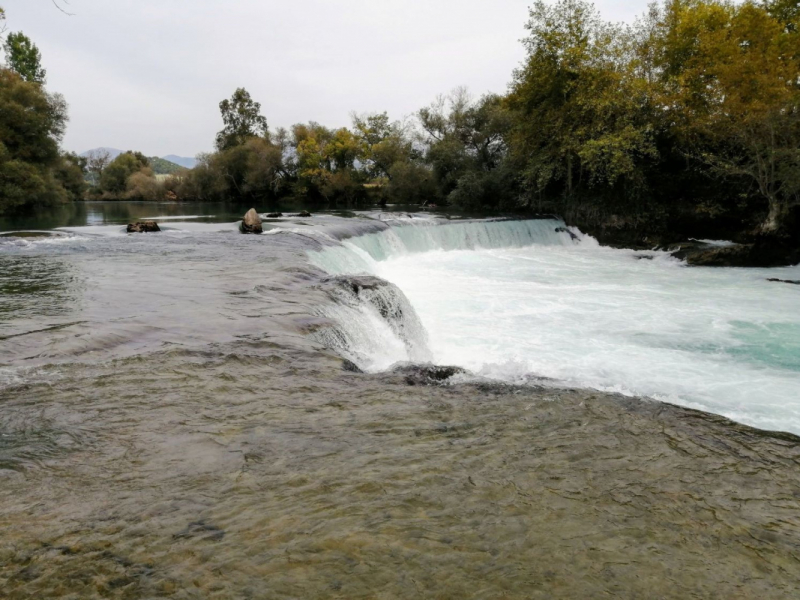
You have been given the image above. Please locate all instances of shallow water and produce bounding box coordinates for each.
[2,204,800,597]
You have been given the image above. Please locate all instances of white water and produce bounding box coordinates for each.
[309,219,800,435]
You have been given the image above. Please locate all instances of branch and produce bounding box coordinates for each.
[51,0,75,16]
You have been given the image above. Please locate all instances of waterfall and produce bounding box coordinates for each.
[308,218,591,275]
[311,275,432,371]
[306,218,592,372]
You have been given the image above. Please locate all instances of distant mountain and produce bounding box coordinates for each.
[149,156,186,175]
[162,155,197,169]
[80,147,124,160]
[80,149,197,170]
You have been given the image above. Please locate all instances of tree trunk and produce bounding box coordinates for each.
[761,198,788,235]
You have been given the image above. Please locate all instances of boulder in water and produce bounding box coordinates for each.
[240,209,263,234]
[767,278,800,285]
[555,226,580,241]
[392,363,467,386]
[127,221,160,233]
[298,210,312,218]
[266,212,283,218]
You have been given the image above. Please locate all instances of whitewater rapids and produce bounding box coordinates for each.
[308,217,800,435]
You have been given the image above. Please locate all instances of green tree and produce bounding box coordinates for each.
[0,68,69,212]
[765,0,799,32]
[55,152,87,201]
[291,122,364,203]
[3,31,46,83]
[507,0,657,212]
[654,0,800,233]
[99,151,149,194]
[352,112,414,180]
[418,89,516,209]
[215,88,269,151]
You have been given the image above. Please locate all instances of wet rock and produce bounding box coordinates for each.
[266,212,283,218]
[342,359,363,373]
[126,221,160,233]
[240,208,263,234]
[298,210,312,218]
[392,363,467,386]
[673,237,800,267]
[555,226,580,241]
[767,278,800,285]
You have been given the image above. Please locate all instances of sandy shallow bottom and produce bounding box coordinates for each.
[2,344,799,599]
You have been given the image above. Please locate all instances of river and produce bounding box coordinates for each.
[1,202,799,598]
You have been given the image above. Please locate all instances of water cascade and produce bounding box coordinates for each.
[306,216,800,434]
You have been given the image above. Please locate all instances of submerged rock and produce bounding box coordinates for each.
[266,212,283,218]
[126,221,160,233]
[298,211,312,217]
[173,520,224,542]
[767,278,800,285]
[240,208,263,234]
[392,363,467,386]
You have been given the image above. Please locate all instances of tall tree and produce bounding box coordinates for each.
[352,112,415,180]
[3,32,46,83]
[99,151,149,194]
[215,88,269,151]
[507,0,657,211]
[0,69,69,212]
[655,0,800,233]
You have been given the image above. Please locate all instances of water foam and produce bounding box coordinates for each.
[312,276,432,371]
[308,217,800,435]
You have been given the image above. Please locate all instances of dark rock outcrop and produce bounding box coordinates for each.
[342,359,363,373]
[555,226,580,241]
[298,211,312,218]
[392,363,467,386]
[126,221,160,233]
[240,209,263,234]
[266,212,283,218]
[767,278,800,285]
[672,237,800,268]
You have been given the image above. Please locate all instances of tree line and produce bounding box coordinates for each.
[0,6,85,213]
[2,0,799,241]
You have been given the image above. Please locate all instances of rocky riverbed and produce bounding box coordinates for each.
[2,347,800,599]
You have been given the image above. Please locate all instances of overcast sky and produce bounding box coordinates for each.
[7,0,650,157]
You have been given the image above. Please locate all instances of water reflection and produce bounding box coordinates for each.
[0,200,376,231]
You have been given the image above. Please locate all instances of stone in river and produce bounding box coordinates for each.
[127,221,161,233]
[298,211,312,217]
[240,208,263,234]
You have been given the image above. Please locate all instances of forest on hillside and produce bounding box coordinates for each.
[1,0,798,245]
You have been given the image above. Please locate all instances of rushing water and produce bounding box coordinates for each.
[2,204,800,598]
[308,216,800,435]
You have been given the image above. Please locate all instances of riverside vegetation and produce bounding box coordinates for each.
[1,0,799,258]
